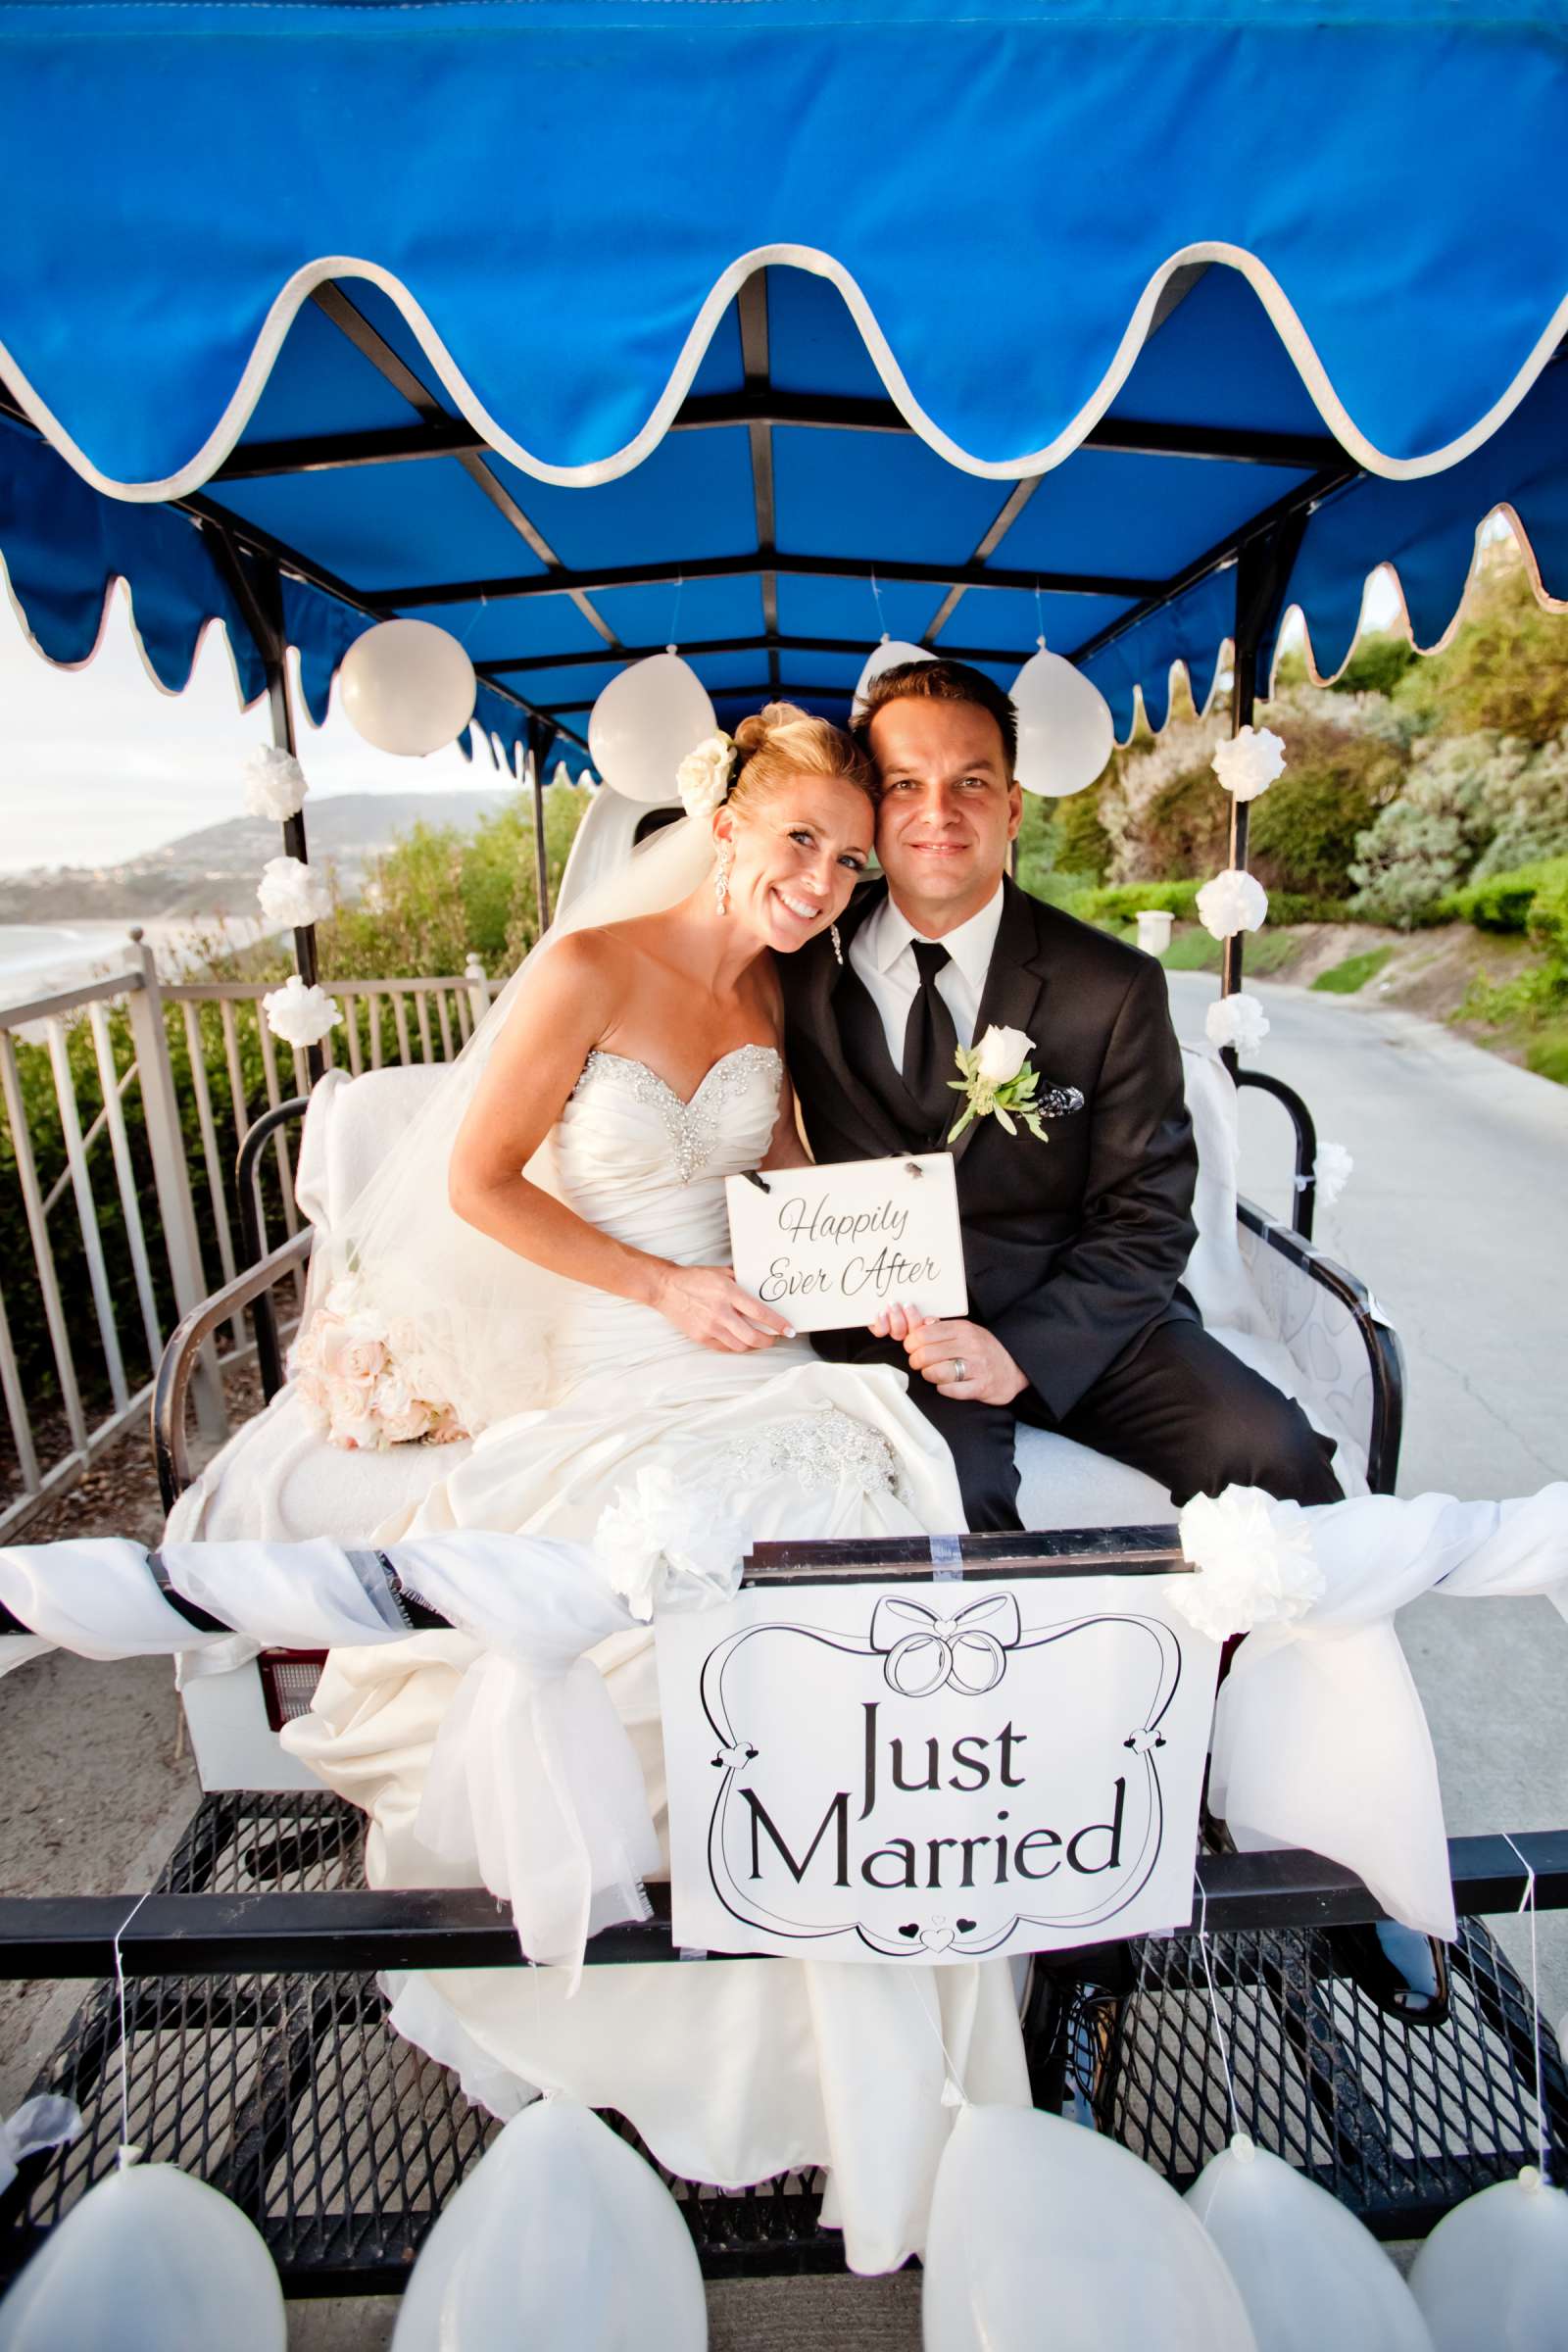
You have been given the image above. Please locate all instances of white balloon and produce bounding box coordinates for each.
[588,654,714,805]
[1187,2137,1432,2351]
[393,2099,706,2351]
[1011,646,1114,798]
[1407,2171,1568,2352]
[0,2163,285,2351]
[923,2105,1256,2352]
[340,619,477,756]
[851,636,935,719]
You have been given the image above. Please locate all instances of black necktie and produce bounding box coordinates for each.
[903,940,959,1141]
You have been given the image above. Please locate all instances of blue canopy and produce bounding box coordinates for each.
[1,0,1565,753]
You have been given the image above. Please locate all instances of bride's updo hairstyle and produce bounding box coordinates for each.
[726,702,876,819]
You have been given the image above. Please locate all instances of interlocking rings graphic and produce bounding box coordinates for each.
[868,1592,1021,1696]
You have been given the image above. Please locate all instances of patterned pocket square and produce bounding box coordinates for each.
[1036,1084,1085,1118]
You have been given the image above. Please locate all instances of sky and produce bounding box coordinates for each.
[0,579,511,874]
[0,564,1406,877]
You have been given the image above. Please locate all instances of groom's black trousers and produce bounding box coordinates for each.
[818,1314,1344,1532]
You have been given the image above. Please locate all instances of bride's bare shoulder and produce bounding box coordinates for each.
[550,914,672,983]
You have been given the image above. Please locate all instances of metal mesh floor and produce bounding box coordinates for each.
[2,1794,1562,2290]
[1091,1919,1566,2236]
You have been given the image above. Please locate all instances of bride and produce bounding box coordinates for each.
[282,703,1031,2274]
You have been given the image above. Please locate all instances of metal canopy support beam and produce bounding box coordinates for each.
[540,683,858,716]
[922,475,1043,645]
[738,273,781,695]
[477,630,1049,679]
[215,401,1344,479]
[375,550,1166,610]
[310,284,621,654]
[1065,457,1359,679]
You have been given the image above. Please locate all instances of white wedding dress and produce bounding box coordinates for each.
[284,1042,1030,2275]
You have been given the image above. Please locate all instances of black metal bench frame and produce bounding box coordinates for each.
[0,1816,1562,2296]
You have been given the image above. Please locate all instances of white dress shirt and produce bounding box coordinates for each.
[849,884,1005,1071]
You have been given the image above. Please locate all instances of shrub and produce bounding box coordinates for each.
[1329,634,1417,700]
[1079,879,1200,923]
[1441,855,1568,934]
[1052,781,1115,881]
[1395,549,1568,748]
[1247,740,1401,897]
[1312,947,1395,995]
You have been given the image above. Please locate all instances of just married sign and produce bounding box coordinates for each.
[724,1153,967,1335]
[655,1572,1220,1963]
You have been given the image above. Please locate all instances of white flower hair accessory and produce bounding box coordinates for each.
[263,974,342,1051]
[1313,1141,1354,1208]
[1170,1485,1324,1642]
[676,732,738,819]
[1196,867,1269,943]
[257,854,330,929]
[1205,992,1270,1055]
[1212,724,1287,803]
[595,1465,749,1622]
[243,743,309,821]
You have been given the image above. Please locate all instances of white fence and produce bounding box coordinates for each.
[0,938,493,1541]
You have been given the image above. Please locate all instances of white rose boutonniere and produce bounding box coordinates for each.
[675,732,737,819]
[949,1025,1081,1144]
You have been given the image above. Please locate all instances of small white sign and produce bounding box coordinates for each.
[656,1574,1220,1963]
[725,1153,967,1335]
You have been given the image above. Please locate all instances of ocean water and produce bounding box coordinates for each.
[0,919,266,1009]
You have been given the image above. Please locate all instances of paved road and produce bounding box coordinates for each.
[1168,971,1568,2024]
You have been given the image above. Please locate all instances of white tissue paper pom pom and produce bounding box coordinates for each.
[1171,1484,1324,1642]
[262,975,342,1050]
[1212,724,1287,802]
[1204,992,1271,1054]
[242,744,309,821]
[595,1466,747,1622]
[1196,867,1269,942]
[675,732,736,819]
[1314,1141,1354,1207]
[974,1023,1034,1084]
[257,855,330,929]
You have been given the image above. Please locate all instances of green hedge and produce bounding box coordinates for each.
[1439,855,1568,934]
[1061,880,1351,928]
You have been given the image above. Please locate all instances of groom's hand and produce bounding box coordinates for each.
[872,1305,1028,1406]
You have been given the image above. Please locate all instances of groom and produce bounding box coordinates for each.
[780,659,1342,1532]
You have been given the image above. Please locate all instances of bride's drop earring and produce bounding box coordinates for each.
[830,921,844,966]
[714,845,732,916]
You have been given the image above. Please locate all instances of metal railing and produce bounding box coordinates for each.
[0,939,493,1540]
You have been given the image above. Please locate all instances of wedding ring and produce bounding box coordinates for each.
[951,1356,967,1383]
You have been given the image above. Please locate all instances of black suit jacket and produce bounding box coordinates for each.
[779,877,1199,1420]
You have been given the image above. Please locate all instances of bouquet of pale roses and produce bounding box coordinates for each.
[291,1282,467,1449]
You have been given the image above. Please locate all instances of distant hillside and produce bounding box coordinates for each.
[0,790,511,921]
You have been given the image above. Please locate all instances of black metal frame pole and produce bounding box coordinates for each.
[526,713,558,932]
[0,1834,1562,1980]
[253,567,325,1089]
[1217,517,1309,1078]
[201,523,326,1082]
